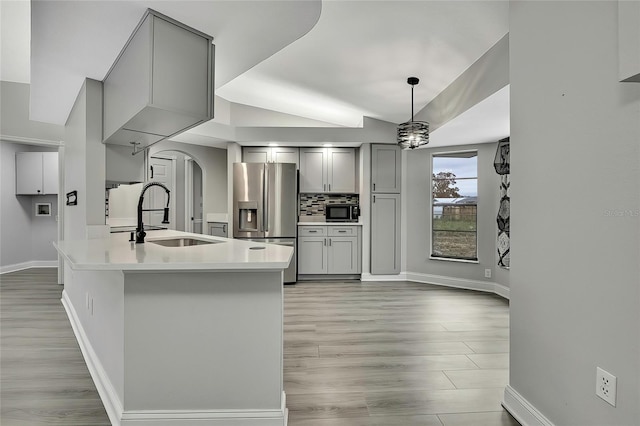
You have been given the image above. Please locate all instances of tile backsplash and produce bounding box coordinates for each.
[299,193,359,217]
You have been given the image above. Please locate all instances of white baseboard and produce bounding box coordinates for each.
[494,282,510,299]
[120,393,287,426]
[61,290,124,426]
[361,272,408,281]
[0,260,58,274]
[503,385,555,426]
[360,271,510,300]
[406,271,510,300]
[62,290,288,426]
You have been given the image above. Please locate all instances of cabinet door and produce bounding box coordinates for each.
[271,147,299,168]
[327,148,355,193]
[16,152,43,195]
[371,193,401,274]
[42,152,59,194]
[243,147,270,163]
[372,144,401,193]
[328,236,358,274]
[298,236,327,274]
[299,148,327,193]
[106,145,144,183]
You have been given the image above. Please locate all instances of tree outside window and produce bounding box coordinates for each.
[432,152,478,260]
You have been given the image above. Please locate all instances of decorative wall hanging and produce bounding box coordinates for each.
[66,190,78,206]
[494,137,510,268]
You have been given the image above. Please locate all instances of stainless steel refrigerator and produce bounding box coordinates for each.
[233,162,297,283]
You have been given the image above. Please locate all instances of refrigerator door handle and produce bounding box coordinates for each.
[263,165,269,233]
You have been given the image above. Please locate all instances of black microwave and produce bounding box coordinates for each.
[325,203,360,222]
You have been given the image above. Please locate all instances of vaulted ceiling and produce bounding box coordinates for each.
[1,0,510,147]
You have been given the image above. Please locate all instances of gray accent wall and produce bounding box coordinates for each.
[404,142,507,286]
[509,1,639,425]
[0,142,59,268]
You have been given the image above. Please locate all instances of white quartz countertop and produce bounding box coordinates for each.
[55,230,293,271]
[298,221,363,226]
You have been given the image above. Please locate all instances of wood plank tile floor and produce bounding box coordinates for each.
[1,269,519,425]
[284,280,520,426]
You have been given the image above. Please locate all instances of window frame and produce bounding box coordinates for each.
[429,149,479,262]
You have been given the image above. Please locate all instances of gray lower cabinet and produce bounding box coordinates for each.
[371,193,401,274]
[298,225,361,275]
[209,222,228,237]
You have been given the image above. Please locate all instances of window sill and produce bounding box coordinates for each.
[429,256,479,264]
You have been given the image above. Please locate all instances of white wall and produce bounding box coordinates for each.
[404,142,508,290]
[0,142,59,268]
[63,79,106,241]
[508,2,639,425]
[0,81,64,270]
[148,140,227,218]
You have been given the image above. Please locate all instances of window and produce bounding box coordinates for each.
[432,151,478,261]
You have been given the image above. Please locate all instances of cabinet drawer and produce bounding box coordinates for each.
[328,226,358,236]
[298,226,327,236]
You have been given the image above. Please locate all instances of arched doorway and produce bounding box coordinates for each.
[150,150,204,233]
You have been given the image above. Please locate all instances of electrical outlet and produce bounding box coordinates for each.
[484,269,492,278]
[596,367,617,406]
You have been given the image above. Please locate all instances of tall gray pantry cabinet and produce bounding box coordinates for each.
[370,144,402,274]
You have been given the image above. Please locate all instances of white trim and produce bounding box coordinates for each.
[494,282,510,300]
[0,134,63,147]
[0,261,58,274]
[361,272,408,281]
[61,290,124,426]
[503,385,555,426]
[406,271,510,300]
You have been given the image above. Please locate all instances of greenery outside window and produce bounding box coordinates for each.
[432,151,478,261]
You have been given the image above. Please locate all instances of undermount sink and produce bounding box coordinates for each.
[149,238,221,247]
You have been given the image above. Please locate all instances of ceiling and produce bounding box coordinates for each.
[2,0,510,146]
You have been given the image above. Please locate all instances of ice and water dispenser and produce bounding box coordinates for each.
[238,201,259,232]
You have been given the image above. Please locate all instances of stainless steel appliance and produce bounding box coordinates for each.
[233,163,297,283]
[325,203,360,222]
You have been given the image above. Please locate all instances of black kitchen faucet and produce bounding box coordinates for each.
[136,182,170,243]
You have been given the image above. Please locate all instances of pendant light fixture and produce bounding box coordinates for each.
[397,77,429,150]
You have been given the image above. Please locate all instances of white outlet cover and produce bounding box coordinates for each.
[596,367,617,407]
[485,269,492,278]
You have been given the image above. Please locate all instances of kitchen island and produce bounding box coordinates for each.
[56,230,293,426]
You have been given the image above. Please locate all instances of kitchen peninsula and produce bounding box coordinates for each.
[55,230,293,426]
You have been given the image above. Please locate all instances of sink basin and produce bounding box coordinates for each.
[149,238,221,247]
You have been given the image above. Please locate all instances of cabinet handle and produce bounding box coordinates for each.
[373,195,376,203]
[309,230,318,233]
[329,238,332,246]
[150,165,154,179]
[222,224,226,233]
[373,183,376,191]
[324,238,327,246]
[338,230,346,233]
[323,183,326,191]
[329,183,331,191]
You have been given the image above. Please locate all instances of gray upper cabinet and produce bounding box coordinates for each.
[300,147,355,193]
[16,152,58,195]
[371,193,401,274]
[103,9,214,150]
[372,144,401,193]
[242,147,299,168]
[299,148,327,193]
